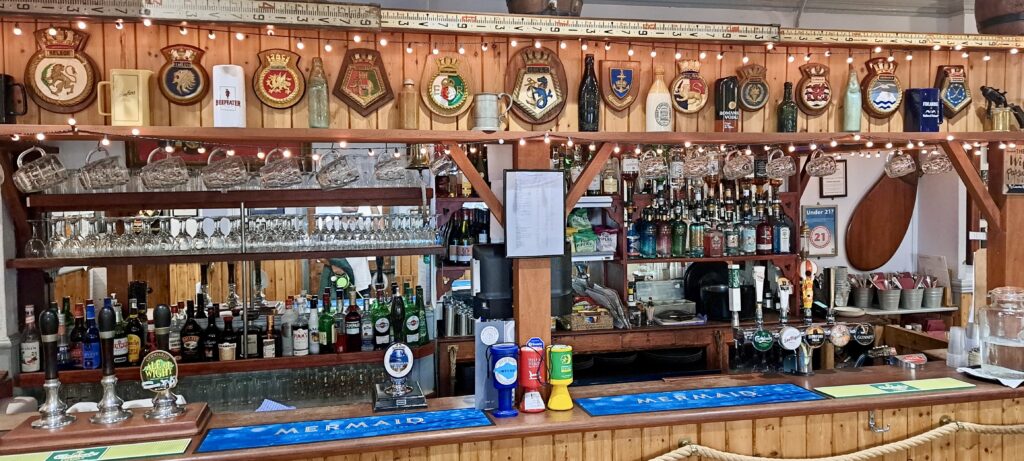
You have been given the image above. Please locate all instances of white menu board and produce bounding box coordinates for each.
[504,170,565,258]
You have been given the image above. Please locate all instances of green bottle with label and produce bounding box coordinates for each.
[777,82,798,133]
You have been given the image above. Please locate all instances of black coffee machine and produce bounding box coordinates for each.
[472,243,572,319]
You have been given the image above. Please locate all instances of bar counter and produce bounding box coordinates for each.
[3,364,1021,460]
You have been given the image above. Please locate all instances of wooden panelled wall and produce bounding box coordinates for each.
[291,399,1022,461]
[1,19,1017,134]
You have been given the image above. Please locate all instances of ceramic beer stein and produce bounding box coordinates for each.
[805,149,837,177]
[78,145,129,191]
[212,64,247,128]
[97,69,153,126]
[722,149,754,180]
[0,74,27,124]
[259,148,302,189]
[472,92,512,132]
[884,150,917,178]
[12,147,68,194]
[140,148,189,190]
[201,148,250,190]
[766,148,797,178]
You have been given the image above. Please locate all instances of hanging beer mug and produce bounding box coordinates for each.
[201,148,250,190]
[316,150,360,190]
[884,150,918,178]
[722,149,754,180]
[375,148,408,182]
[12,147,68,194]
[683,147,709,179]
[805,149,837,177]
[259,148,303,189]
[78,144,130,190]
[140,147,189,190]
[920,149,953,175]
[638,148,668,180]
[406,144,431,171]
[766,148,798,179]
[428,144,454,176]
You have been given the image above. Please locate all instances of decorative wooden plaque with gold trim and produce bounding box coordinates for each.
[737,64,769,112]
[25,27,98,114]
[670,60,708,114]
[420,55,473,117]
[159,45,209,106]
[601,60,640,111]
[861,57,902,118]
[505,47,568,124]
[796,63,832,116]
[334,48,394,117]
[253,49,305,109]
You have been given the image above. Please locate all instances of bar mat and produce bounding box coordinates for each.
[815,377,975,398]
[576,383,825,417]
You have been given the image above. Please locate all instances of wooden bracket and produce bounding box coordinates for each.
[942,140,1002,232]
[446,142,505,227]
[565,143,614,214]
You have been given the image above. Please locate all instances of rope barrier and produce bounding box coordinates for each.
[649,419,1024,461]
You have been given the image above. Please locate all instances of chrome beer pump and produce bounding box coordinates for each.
[91,302,132,424]
[32,307,75,429]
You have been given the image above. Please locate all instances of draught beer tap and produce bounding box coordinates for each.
[32,307,75,429]
[145,304,186,420]
[90,302,132,424]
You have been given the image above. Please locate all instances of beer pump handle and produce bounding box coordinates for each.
[98,305,116,377]
[154,304,171,352]
[39,308,59,381]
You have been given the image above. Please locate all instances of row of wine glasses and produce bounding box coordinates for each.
[24,213,440,258]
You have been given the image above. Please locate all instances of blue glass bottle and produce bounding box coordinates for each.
[626,219,641,258]
[82,302,101,370]
[740,217,757,255]
[639,211,657,259]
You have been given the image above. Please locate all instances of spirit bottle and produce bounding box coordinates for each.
[756,207,774,255]
[639,210,657,258]
[69,303,86,369]
[620,149,640,204]
[292,306,309,357]
[579,54,600,131]
[626,211,641,258]
[280,297,297,357]
[715,76,740,132]
[740,216,757,255]
[360,292,375,352]
[179,301,203,363]
[656,211,672,258]
[308,296,320,355]
[262,315,277,358]
[778,82,799,133]
[646,66,673,132]
[219,315,238,361]
[344,290,362,352]
[202,307,221,362]
[772,200,793,254]
[671,209,688,257]
[112,302,128,367]
[125,300,145,366]
[225,265,241,313]
[168,302,183,360]
[688,207,706,258]
[20,305,40,373]
[57,297,71,370]
[404,287,421,345]
[416,286,429,345]
[373,287,392,349]
[391,283,407,344]
[601,160,619,196]
[82,303,100,370]
[307,57,330,128]
[704,221,725,258]
[318,288,335,354]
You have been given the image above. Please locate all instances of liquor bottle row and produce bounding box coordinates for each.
[19,283,430,372]
[444,209,491,266]
[435,145,489,199]
[626,181,794,259]
[551,144,620,197]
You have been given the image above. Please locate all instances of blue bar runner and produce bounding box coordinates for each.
[196,408,492,453]
[576,383,826,417]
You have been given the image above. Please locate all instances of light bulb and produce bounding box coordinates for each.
[1000,142,1008,150]
[265,25,274,36]
[296,38,304,50]
[963,142,973,150]
[432,47,439,55]
[566,138,574,148]
[933,44,942,51]
[627,47,634,56]
[847,55,854,64]
[353,34,361,43]
[906,141,914,149]
[699,51,707,60]
[954,44,963,51]
[865,140,874,148]
[716,52,724,60]
[656,147,664,155]
[825,50,832,57]
[76,20,87,30]
[67,117,76,126]
[283,148,292,158]
[946,135,955,141]
[458,46,465,55]
[12,24,22,35]
[650,50,657,58]
[613,145,620,153]
[534,40,541,49]
[766,43,774,51]
[544,132,550,144]
[741,55,749,64]
[101,136,110,146]
[179,26,188,36]
[338,141,347,148]
[47,26,57,36]
[906,53,913,61]
[207,30,215,39]
[887,55,895,62]
[853,134,862,141]
[675,51,682,60]
[962,51,970,59]
[324,41,333,52]
[406,45,413,54]
[984,53,992,62]
[519,138,526,146]
[873,46,882,53]
[1013,48,1020,55]
[589,143,596,151]
[164,145,174,153]
[379,38,388,46]
[196,146,206,154]
[142,19,152,27]
[482,42,489,51]
[393,148,401,158]
[634,146,642,154]
[684,141,692,148]
[559,41,567,49]
[917,141,925,147]
[605,43,612,51]
[581,42,588,51]
[830,140,838,148]
[809,143,818,150]
[885,142,893,149]
[510,39,518,48]
[804,53,811,62]
[311,153,320,161]
[131,128,140,136]
[787,145,796,153]
[235,32,245,41]
[368,148,375,156]
[787,54,795,63]
[498,138,505,144]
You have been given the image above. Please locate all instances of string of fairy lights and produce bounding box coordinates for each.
[9,18,1018,62]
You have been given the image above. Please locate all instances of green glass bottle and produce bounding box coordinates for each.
[371,286,391,350]
[318,291,335,354]
[415,286,428,345]
[307,57,330,128]
[671,209,688,257]
[777,82,798,133]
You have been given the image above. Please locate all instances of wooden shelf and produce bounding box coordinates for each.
[25,187,432,212]
[16,341,436,387]
[7,246,444,269]
[1,125,1019,145]
[624,254,800,265]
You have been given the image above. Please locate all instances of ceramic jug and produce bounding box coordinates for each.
[97,69,153,126]
[212,64,247,128]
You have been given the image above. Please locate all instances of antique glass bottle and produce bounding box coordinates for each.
[777,82,799,133]
[307,57,330,128]
[344,289,362,352]
[646,66,673,132]
[400,79,419,129]
[579,54,600,131]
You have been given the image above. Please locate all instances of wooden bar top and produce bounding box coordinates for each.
[1,365,1018,460]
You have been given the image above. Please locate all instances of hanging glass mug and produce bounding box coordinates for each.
[79,145,130,191]
[683,148,709,179]
[805,149,837,177]
[316,150,360,190]
[426,144,454,176]
[140,147,189,190]
[722,149,754,180]
[12,146,69,194]
[884,150,917,178]
[766,148,798,179]
[374,148,408,182]
[202,148,250,190]
[638,148,668,180]
[259,148,303,189]
[920,150,953,175]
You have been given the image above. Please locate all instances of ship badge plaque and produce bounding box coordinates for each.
[253,49,304,109]
[936,65,972,117]
[335,48,394,117]
[861,58,903,118]
[159,45,208,106]
[797,63,832,115]
[373,343,428,412]
[505,47,567,124]
[25,27,98,114]
[737,64,769,111]
[670,60,708,114]
[601,61,640,111]
[421,55,473,117]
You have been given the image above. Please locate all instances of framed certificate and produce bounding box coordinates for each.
[802,205,839,257]
[503,170,566,258]
[819,159,847,198]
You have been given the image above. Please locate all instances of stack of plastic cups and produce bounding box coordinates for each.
[946,326,967,368]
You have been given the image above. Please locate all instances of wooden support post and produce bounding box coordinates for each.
[981,144,1024,287]
[565,143,614,214]
[446,142,506,226]
[942,141,1002,231]
[513,140,553,347]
